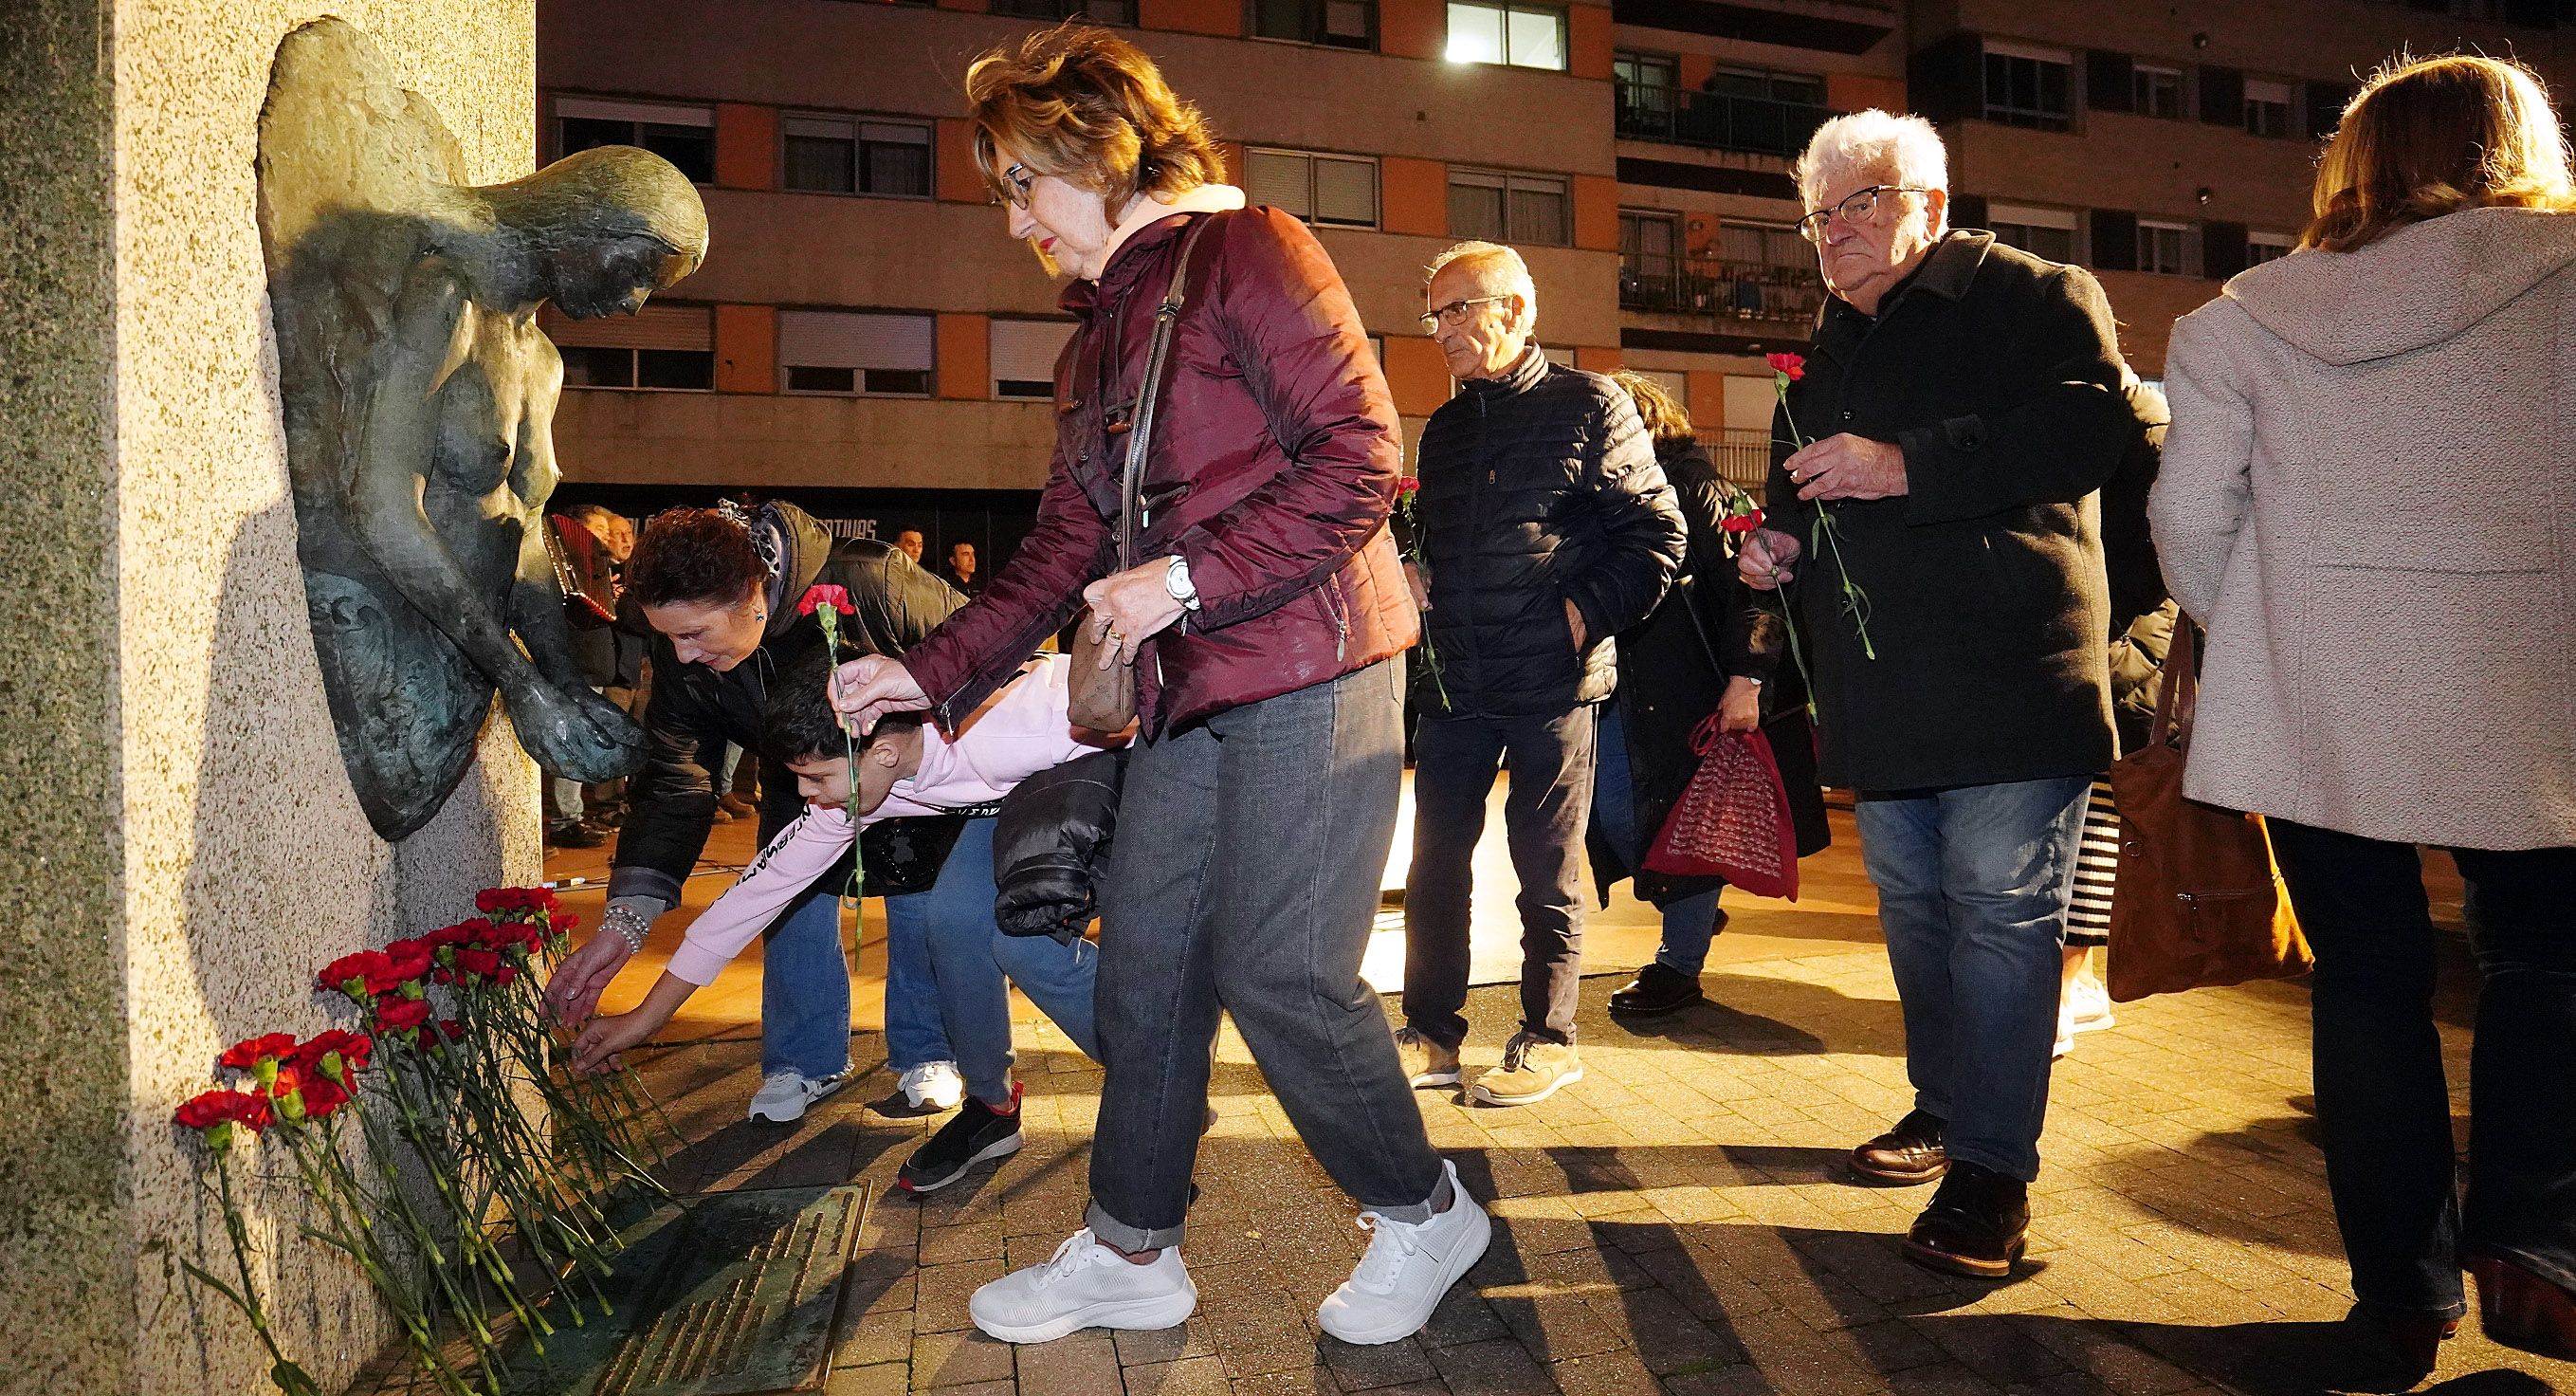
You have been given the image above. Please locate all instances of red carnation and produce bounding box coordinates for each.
[295,1076,351,1120]
[293,1029,373,1083]
[1396,476,1420,496]
[1765,352,1805,381]
[1722,507,1765,534]
[374,997,431,1033]
[318,951,390,1000]
[379,941,434,988]
[175,1089,271,1148]
[798,583,855,616]
[549,911,577,932]
[438,1019,466,1042]
[217,1033,300,1073]
[455,946,503,980]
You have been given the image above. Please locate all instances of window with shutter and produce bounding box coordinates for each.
[1447,170,1508,243]
[1445,1,1565,70]
[2136,218,2194,275]
[1248,148,1378,229]
[556,97,715,185]
[1252,0,1376,47]
[1982,40,2074,131]
[990,320,1076,400]
[2245,232,2295,266]
[783,115,931,197]
[1988,202,2079,264]
[543,303,714,391]
[2132,64,2183,119]
[1247,150,1314,220]
[2243,78,2294,138]
[778,310,936,396]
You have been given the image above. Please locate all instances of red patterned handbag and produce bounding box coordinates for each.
[1641,715,1800,901]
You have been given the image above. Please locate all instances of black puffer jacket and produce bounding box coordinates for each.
[1413,349,1688,718]
[992,749,1126,943]
[608,502,963,911]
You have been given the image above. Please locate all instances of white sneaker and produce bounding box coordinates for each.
[2068,972,2116,1036]
[968,1229,1198,1344]
[746,1068,849,1125]
[900,1059,966,1112]
[1316,1160,1491,1345]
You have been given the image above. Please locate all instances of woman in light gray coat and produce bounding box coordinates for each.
[2152,54,2576,1376]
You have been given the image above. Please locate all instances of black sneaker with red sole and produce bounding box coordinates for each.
[897,1085,1024,1194]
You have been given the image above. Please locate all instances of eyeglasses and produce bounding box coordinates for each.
[1417,295,1509,333]
[996,162,1035,210]
[1796,185,1931,243]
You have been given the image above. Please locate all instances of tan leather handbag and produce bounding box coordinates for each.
[2104,623,2312,1002]
[1066,214,1216,732]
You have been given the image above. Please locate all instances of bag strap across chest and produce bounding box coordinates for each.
[1097,212,1219,572]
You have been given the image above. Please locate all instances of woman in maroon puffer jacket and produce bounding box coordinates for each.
[831,24,1488,1352]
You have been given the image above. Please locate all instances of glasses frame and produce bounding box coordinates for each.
[996,161,1036,210]
[1416,294,1511,334]
[1796,185,1932,243]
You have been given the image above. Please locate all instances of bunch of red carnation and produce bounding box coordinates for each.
[196,1029,371,1128]
[418,918,534,987]
[475,886,558,920]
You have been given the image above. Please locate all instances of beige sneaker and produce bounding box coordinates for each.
[1393,1026,1462,1089]
[1470,1032,1581,1107]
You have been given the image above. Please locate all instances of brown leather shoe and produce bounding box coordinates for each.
[2348,1301,2460,1381]
[2469,1249,2576,1362]
[1901,1162,2028,1279]
[1851,1109,1948,1185]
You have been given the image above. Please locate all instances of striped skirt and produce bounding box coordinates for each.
[2065,778,2119,946]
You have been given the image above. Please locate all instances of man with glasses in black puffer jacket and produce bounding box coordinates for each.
[1396,241,1687,1110]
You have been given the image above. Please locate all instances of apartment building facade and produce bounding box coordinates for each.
[541,0,2576,546]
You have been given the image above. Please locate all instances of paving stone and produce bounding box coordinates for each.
[1426,1335,1559,1394]
[1014,1332,1124,1396]
[1122,1355,1235,1395]
[915,1328,1018,1387]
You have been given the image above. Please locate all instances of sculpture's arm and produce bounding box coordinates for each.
[504,372,596,696]
[347,259,549,699]
[348,259,638,779]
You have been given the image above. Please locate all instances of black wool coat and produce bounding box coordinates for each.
[1414,349,1688,718]
[1767,231,2127,792]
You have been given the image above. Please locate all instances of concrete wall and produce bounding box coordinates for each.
[1,5,540,1394]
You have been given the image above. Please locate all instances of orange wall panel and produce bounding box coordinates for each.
[1567,5,1614,82]
[1827,72,1908,117]
[937,119,987,204]
[1573,174,1619,252]
[1575,345,1622,375]
[1688,371,1730,427]
[1380,336,1454,418]
[1142,0,1242,37]
[715,303,776,395]
[938,314,990,401]
[714,103,776,192]
[1676,53,1716,93]
[1380,156,1448,238]
[1379,0,1446,61]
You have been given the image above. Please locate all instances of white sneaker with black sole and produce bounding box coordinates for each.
[968,1229,1199,1344]
[1317,1159,1491,1345]
[898,1086,1024,1193]
[746,1067,849,1126]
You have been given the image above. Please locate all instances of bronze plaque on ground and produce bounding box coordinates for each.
[506,1185,869,1395]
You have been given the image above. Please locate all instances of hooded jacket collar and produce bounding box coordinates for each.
[760,501,836,644]
[1058,183,1248,313]
[2224,206,2576,365]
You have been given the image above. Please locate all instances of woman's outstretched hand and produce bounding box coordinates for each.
[1084,560,1190,665]
[831,655,932,734]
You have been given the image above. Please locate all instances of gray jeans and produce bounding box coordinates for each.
[1403,706,1598,1049]
[1087,660,1447,1253]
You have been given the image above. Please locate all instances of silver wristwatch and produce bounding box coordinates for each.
[1164,554,1202,612]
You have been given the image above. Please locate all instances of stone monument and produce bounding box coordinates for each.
[0,6,573,1393]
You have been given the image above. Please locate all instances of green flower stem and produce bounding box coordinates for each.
[183,1153,324,1396]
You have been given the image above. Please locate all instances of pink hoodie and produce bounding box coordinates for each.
[663,654,1124,985]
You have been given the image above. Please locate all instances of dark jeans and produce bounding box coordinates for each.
[1854,775,2092,1183]
[2268,819,2576,1316]
[1087,661,1446,1253]
[1404,706,1598,1049]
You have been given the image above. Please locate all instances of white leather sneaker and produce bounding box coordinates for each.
[900,1059,966,1112]
[745,1068,849,1125]
[1317,1160,1491,1345]
[968,1229,1198,1344]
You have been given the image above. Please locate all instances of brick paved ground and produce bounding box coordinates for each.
[619,931,2573,1396]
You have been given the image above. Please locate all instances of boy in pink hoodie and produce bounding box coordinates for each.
[568,648,1123,1191]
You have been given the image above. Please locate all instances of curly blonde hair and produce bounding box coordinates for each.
[964,25,1226,211]
[2306,54,2576,252]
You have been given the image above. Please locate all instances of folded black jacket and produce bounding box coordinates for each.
[991,749,1126,943]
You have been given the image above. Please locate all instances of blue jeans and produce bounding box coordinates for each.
[1854,775,2090,1183]
[1591,707,1726,976]
[762,877,855,1081]
[883,817,1100,1104]
[881,891,955,1076]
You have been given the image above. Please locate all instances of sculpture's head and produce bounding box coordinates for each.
[628,507,774,672]
[480,144,709,319]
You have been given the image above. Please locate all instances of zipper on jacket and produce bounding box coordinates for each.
[1320,582,1350,663]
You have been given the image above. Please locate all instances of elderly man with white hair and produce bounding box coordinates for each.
[1739,111,2135,1277]
[1397,241,1687,1107]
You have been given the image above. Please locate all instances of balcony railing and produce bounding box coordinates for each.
[1620,255,1825,327]
[1615,83,1836,157]
[1702,430,1777,495]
